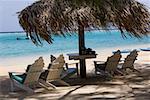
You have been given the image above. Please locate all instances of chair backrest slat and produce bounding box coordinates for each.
[105,50,121,73]
[105,54,121,73]
[24,57,44,84]
[122,50,138,69]
[46,69,63,81]
[46,54,65,81]
[50,54,65,69]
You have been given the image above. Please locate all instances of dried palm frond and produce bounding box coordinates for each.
[18,0,150,45]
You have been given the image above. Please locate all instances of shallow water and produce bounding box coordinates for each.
[0,30,149,58]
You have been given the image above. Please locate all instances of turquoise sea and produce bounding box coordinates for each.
[0,30,149,58]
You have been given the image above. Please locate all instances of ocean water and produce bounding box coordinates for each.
[0,30,149,58]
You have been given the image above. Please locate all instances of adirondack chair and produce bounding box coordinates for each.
[9,57,45,93]
[122,50,139,72]
[39,55,70,89]
[49,55,79,79]
[94,50,122,77]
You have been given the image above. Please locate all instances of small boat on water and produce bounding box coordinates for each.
[140,48,150,51]
[16,34,29,40]
[16,37,29,40]
[112,49,132,54]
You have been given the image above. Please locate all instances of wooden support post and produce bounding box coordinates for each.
[78,20,86,78]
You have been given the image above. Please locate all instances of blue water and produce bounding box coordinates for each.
[0,30,149,58]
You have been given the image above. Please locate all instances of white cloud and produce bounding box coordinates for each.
[137,0,150,8]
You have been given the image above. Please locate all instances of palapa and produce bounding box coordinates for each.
[18,0,150,78]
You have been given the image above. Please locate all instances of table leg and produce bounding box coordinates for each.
[80,59,86,78]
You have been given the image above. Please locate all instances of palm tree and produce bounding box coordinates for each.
[18,0,150,78]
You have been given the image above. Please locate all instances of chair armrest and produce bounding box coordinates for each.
[9,72,25,75]
[65,62,79,69]
[125,58,137,61]
[119,59,124,62]
[94,61,106,65]
[94,61,105,63]
[94,63,106,72]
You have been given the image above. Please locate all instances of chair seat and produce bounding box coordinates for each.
[61,68,77,79]
[40,70,49,81]
[95,64,106,71]
[66,68,76,73]
[9,73,26,84]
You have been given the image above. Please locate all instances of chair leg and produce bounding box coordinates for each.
[106,71,113,78]
[121,68,129,75]
[46,82,57,89]
[24,86,35,94]
[95,68,97,75]
[128,65,140,73]
[39,79,56,89]
[57,79,70,86]
[38,82,55,91]
[10,79,14,92]
[116,69,125,76]
[13,80,34,93]
[132,68,140,73]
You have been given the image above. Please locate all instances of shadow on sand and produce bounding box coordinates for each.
[0,63,150,100]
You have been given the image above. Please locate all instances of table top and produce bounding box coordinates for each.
[67,53,97,60]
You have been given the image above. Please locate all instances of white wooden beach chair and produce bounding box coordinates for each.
[94,50,122,77]
[49,55,79,79]
[122,50,139,73]
[39,55,70,89]
[9,57,45,93]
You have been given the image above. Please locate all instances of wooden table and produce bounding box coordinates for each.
[67,53,97,78]
[67,53,97,60]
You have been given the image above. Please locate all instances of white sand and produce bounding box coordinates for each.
[0,44,149,76]
[0,44,150,99]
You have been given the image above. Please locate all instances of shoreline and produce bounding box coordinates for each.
[0,43,149,59]
[0,44,149,76]
[0,44,150,100]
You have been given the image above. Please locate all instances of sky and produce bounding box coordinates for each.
[0,0,149,32]
[0,0,36,32]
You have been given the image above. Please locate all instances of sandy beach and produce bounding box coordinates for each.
[0,44,149,76]
[0,45,150,100]
[0,0,150,99]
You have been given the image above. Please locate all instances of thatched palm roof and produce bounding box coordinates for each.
[19,0,150,45]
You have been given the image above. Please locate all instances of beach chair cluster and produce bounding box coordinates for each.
[9,55,78,93]
[9,50,139,93]
[94,50,139,77]
[9,57,44,93]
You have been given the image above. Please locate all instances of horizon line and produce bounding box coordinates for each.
[0,31,25,33]
[0,29,121,34]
